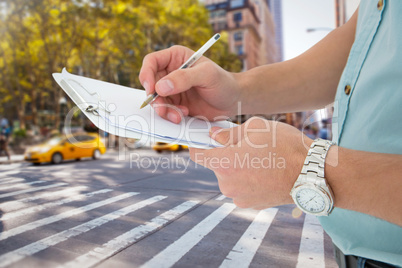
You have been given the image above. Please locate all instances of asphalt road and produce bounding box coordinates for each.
[0,149,337,268]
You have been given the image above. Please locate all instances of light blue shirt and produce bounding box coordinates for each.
[320,0,402,266]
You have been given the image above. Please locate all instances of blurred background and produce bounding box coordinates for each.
[0,0,359,157]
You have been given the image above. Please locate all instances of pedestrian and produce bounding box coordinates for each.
[0,116,9,129]
[0,134,10,161]
[139,1,401,267]
[319,119,329,140]
[303,125,317,140]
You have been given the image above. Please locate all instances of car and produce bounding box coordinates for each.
[24,133,106,165]
[152,142,188,153]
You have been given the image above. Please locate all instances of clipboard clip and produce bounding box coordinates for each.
[86,105,100,116]
[60,76,111,117]
[85,104,111,116]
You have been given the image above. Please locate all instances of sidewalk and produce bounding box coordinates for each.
[0,154,25,165]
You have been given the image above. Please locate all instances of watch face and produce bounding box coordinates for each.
[295,188,326,214]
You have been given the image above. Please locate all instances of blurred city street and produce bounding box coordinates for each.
[0,148,337,268]
[0,0,361,267]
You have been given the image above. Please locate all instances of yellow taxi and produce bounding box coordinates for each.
[24,133,106,165]
[152,142,188,153]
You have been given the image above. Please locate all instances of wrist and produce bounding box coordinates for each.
[324,144,343,209]
[287,136,313,194]
[232,71,254,115]
[278,135,314,206]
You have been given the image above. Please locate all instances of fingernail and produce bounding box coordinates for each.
[157,79,174,95]
[167,112,178,123]
[179,106,189,116]
[143,81,150,94]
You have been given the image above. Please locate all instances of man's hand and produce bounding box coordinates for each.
[189,117,402,225]
[139,45,241,123]
[189,117,312,209]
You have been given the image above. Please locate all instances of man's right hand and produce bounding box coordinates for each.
[139,45,241,123]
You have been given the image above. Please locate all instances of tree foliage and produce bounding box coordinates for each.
[0,0,241,130]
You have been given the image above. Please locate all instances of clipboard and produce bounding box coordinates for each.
[52,68,236,149]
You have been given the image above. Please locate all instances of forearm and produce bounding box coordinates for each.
[236,10,358,115]
[326,146,402,226]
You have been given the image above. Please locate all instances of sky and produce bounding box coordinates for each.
[281,0,336,60]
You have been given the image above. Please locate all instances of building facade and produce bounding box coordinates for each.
[267,0,283,61]
[203,0,279,71]
[335,0,360,27]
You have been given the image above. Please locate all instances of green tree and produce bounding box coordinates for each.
[0,0,241,131]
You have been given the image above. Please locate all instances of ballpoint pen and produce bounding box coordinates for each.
[140,33,221,109]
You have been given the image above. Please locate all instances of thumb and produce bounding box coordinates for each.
[210,126,240,146]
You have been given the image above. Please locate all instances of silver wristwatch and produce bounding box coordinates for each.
[290,138,335,216]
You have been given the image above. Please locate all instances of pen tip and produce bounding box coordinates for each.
[140,94,155,109]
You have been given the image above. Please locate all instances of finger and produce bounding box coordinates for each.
[139,46,194,95]
[152,100,185,124]
[139,52,164,95]
[176,105,189,117]
[210,125,242,146]
[189,146,233,172]
[189,126,242,167]
[165,104,189,124]
[151,97,168,118]
[155,61,215,97]
[189,147,208,167]
[166,108,182,124]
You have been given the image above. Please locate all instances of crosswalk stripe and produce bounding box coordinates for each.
[0,178,25,185]
[0,183,68,199]
[296,214,325,268]
[0,180,45,191]
[0,177,17,182]
[140,202,237,268]
[215,194,227,201]
[1,189,113,221]
[60,200,200,268]
[220,208,278,268]
[0,170,19,178]
[0,192,139,241]
[0,186,88,212]
[0,195,167,268]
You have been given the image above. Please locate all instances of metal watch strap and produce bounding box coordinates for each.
[299,138,335,187]
[291,138,336,216]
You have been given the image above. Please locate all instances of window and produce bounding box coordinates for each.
[235,45,244,56]
[217,10,226,18]
[240,59,246,71]
[82,135,95,142]
[233,12,242,22]
[217,21,227,31]
[73,135,95,142]
[230,0,245,8]
[234,31,243,41]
